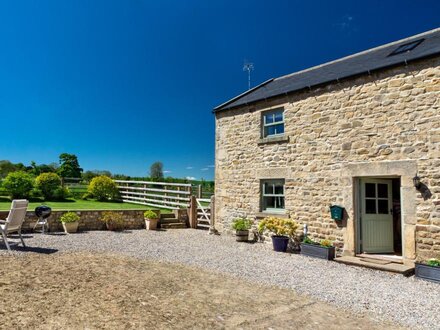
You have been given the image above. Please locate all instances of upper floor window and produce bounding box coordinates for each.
[262,109,284,138]
[261,179,285,213]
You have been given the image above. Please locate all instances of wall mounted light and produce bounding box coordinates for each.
[413,175,421,190]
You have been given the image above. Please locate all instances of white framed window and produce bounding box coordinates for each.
[262,108,284,138]
[261,179,285,213]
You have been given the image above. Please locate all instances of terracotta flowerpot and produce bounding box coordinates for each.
[145,218,158,230]
[62,221,79,234]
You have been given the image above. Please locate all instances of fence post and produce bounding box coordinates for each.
[208,195,218,235]
[189,195,197,229]
[197,185,202,199]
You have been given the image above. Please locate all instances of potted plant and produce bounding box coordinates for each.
[99,211,125,231]
[258,217,298,252]
[231,217,253,242]
[60,212,80,234]
[300,237,336,260]
[415,258,440,283]
[144,210,160,230]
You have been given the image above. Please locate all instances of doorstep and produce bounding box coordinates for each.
[335,256,414,276]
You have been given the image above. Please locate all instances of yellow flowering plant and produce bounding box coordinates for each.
[258,217,298,237]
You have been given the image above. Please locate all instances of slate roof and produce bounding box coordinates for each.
[214,28,440,112]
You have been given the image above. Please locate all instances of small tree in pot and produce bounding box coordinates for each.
[258,217,298,252]
[144,210,160,230]
[231,218,253,242]
[99,211,125,231]
[60,212,80,234]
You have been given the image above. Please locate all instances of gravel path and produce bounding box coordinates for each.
[2,229,438,329]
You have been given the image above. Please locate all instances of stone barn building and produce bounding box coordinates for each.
[213,28,440,268]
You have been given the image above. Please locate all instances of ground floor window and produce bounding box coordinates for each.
[261,179,285,212]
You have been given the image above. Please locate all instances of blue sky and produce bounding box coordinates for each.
[0,1,439,180]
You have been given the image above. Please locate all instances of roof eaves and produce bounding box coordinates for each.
[213,78,274,112]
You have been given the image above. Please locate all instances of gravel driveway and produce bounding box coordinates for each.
[2,229,438,329]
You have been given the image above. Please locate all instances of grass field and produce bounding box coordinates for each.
[0,197,156,211]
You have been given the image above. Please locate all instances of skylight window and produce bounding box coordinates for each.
[388,39,424,56]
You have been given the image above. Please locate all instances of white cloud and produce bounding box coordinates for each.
[201,168,208,171]
[186,176,196,180]
[207,165,215,168]
[186,166,193,170]
[163,170,172,174]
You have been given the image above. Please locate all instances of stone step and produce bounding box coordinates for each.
[160,223,187,229]
[334,256,414,276]
[160,218,180,224]
[160,213,176,219]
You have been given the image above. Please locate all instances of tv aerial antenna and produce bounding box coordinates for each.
[243,60,254,90]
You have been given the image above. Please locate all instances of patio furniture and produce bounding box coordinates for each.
[0,199,29,252]
[34,205,52,234]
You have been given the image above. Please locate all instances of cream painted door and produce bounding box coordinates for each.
[360,179,394,253]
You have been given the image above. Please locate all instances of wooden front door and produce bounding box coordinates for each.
[360,179,394,253]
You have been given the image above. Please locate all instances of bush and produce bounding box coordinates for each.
[258,217,298,237]
[60,212,80,223]
[2,171,34,199]
[87,176,119,201]
[427,258,440,267]
[144,210,159,219]
[231,217,253,231]
[35,172,63,200]
[99,211,125,231]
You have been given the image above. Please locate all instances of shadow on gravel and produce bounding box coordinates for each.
[0,245,58,254]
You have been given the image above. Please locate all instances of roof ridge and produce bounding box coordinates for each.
[274,27,440,82]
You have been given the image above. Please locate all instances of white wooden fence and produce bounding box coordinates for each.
[115,180,192,210]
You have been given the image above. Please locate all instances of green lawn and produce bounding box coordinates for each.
[0,197,161,211]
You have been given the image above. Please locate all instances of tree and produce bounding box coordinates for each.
[88,176,119,201]
[57,153,83,178]
[30,161,58,176]
[2,171,34,199]
[0,160,27,178]
[149,162,164,180]
[35,172,63,200]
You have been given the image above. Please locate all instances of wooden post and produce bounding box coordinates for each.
[189,195,197,229]
[197,185,202,199]
[208,195,218,235]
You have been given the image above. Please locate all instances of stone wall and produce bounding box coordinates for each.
[0,210,147,232]
[215,56,440,262]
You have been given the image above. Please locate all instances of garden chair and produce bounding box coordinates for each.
[0,199,29,252]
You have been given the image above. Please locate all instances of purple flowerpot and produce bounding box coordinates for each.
[272,235,289,252]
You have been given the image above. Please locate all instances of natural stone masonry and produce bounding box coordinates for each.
[0,210,146,232]
[215,56,440,263]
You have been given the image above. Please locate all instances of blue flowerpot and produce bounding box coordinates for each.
[271,235,289,252]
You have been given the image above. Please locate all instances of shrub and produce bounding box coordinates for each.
[258,217,298,237]
[320,239,333,248]
[99,211,125,231]
[144,210,159,219]
[60,212,80,223]
[54,186,70,200]
[302,236,317,245]
[35,172,63,200]
[231,217,253,231]
[87,176,119,201]
[427,258,440,267]
[2,171,34,199]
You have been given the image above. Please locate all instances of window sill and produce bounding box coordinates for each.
[255,211,289,219]
[258,135,289,145]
